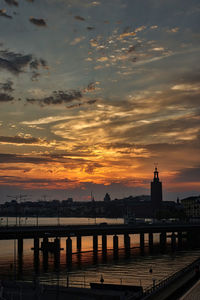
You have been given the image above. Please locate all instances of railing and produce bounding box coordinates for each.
[142,257,200,299]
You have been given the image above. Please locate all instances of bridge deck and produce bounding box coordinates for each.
[0,223,199,240]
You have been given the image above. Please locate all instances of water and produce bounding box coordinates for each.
[0,217,199,290]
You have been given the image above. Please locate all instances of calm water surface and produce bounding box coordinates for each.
[0,217,199,290]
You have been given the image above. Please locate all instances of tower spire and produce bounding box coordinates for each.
[153,163,159,182]
[151,165,162,214]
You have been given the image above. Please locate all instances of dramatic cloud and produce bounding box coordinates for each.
[0,9,12,19]
[0,50,32,74]
[0,0,199,199]
[0,135,45,145]
[175,167,200,182]
[0,49,48,78]
[4,0,18,6]
[29,17,47,27]
[0,80,14,92]
[0,153,53,164]
[0,93,13,102]
[26,90,82,105]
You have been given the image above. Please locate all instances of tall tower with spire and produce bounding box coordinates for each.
[151,167,162,212]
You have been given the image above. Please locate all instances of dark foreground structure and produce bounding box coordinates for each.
[0,223,200,261]
[0,257,200,300]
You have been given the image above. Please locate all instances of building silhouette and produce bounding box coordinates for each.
[151,167,162,213]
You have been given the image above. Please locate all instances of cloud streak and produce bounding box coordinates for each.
[26,90,82,106]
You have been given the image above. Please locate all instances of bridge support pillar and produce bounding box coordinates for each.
[18,238,23,255]
[124,234,130,250]
[178,232,183,249]
[93,235,98,253]
[124,234,130,257]
[66,237,72,263]
[34,237,39,253]
[171,232,176,251]
[43,237,48,245]
[42,237,48,271]
[77,236,82,252]
[33,238,40,273]
[160,232,166,252]
[113,235,118,259]
[54,238,60,250]
[54,238,60,269]
[102,235,107,254]
[140,233,145,251]
[149,233,153,252]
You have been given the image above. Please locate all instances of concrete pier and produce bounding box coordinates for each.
[171,232,176,251]
[124,234,130,250]
[113,235,118,259]
[178,232,183,249]
[148,233,153,251]
[77,236,82,252]
[160,232,166,252]
[34,238,39,253]
[93,235,98,253]
[102,235,107,253]
[18,238,23,255]
[140,233,145,250]
[66,237,72,260]
[42,250,48,271]
[54,238,60,270]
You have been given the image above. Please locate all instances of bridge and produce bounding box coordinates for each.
[0,223,200,260]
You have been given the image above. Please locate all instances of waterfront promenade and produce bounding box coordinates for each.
[180,279,200,299]
[0,257,200,300]
[142,257,200,299]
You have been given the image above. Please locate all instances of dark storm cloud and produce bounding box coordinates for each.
[87,26,95,30]
[0,50,32,74]
[0,166,31,173]
[87,99,97,105]
[0,9,12,19]
[29,17,47,27]
[0,49,48,78]
[0,153,53,164]
[0,93,13,102]
[0,175,77,186]
[4,0,18,6]
[30,59,40,69]
[0,79,14,92]
[174,167,200,182]
[26,90,82,105]
[74,15,85,21]
[30,58,48,70]
[0,136,43,144]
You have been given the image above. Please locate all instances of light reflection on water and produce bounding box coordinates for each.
[0,217,199,289]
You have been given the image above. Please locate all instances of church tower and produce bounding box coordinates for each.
[151,167,162,212]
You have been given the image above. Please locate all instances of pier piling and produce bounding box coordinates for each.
[77,236,82,252]
[149,232,153,252]
[18,238,23,255]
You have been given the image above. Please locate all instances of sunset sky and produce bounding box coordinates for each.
[0,0,200,202]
